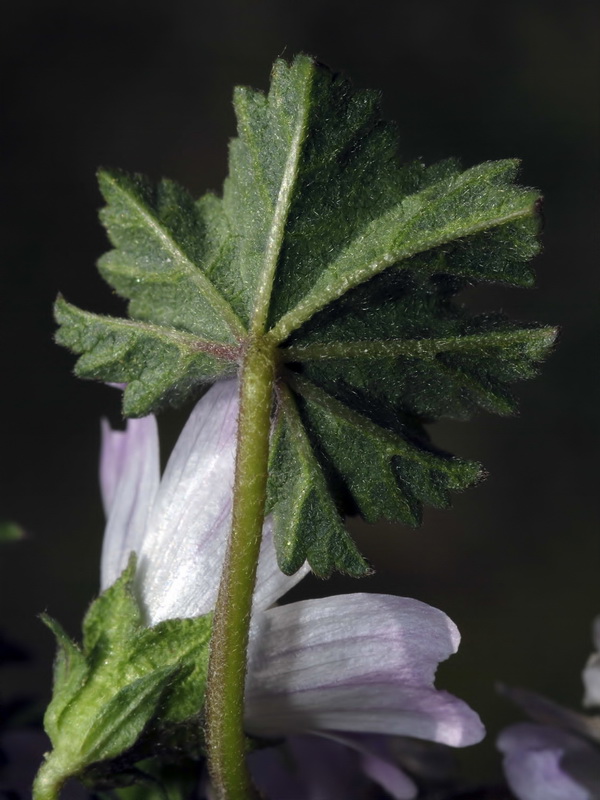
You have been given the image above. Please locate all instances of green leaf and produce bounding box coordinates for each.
[36,563,213,793]
[82,555,143,662]
[55,53,555,577]
[97,169,246,343]
[81,665,177,764]
[126,614,212,725]
[41,615,89,742]
[267,158,541,343]
[223,55,406,330]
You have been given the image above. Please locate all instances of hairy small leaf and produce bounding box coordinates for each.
[37,561,213,792]
[41,615,89,742]
[82,555,143,662]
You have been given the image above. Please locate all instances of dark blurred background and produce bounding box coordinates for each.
[1,0,598,787]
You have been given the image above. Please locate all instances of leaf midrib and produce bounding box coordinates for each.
[283,327,556,361]
[66,305,241,361]
[250,62,314,334]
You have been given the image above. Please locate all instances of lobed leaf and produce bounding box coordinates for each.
[268,159,541,343]
[223,56,407,329]
[40,563,214,789]
[55,54,555,577]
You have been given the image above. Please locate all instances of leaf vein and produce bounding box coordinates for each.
[268,201,533,344]
[105,173,246,340]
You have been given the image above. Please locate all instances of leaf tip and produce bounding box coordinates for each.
[53,293,68,318]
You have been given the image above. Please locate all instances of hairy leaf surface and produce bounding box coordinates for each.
[39,559,213,791]
[55,54,555,577]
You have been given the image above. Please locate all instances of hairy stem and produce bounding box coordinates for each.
[32,760,66,800]
[205,337,276,800]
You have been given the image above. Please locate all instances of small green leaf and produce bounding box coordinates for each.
[41,615,89,742]
[82,555,142,664]
[81,665,176,763]
[127,614,213,725]
[36,563,213,793]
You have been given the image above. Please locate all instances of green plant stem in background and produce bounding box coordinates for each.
[205,338,276,800]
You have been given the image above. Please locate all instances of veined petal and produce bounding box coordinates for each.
[245,594,484,747]
[253,517,311,614]
[100,415,160,590]
[136,380,238,624]
[498,722,600,800]
[127,379,308,625]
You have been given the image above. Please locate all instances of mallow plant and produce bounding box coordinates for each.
[32,54,557,799]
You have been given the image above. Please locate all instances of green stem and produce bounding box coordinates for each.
[32,759,66,800]
[205,337,276,800]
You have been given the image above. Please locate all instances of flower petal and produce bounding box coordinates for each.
[498,722,600,800]
[498,685,600,744]
[250,735,370,800]
[135,381,238,624]
[583,617,600,708]
[100,415,160,590]
[245,594,484,747]
[360,748,417,800]
[583,654,600,710]
[253,517,311,614]
[321,733,417,799]
[129,379,308,624]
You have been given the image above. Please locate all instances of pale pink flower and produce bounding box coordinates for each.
[101,380,484,798]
